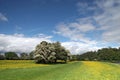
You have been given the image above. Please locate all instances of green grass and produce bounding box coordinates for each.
[0,60,49,69]
[0,60,120,80]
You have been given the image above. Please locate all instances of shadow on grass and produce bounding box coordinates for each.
[35,62,67,65]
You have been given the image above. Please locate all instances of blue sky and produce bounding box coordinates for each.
[0,0,120,54]
[0,0,78,37]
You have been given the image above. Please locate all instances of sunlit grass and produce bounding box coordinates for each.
[0,60,49,69]
[81,61,120,80]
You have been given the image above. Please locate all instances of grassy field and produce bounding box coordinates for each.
[0,60,49,69]
[0,60,120,80]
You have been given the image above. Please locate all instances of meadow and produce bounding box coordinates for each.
[0,60,120,80]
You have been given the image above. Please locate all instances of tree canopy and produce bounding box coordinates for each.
[34,41,71,63]
[20,53,29,60]
[5,52,19,60]
[72,47,120,63]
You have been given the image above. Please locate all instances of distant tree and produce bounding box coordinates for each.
[78,47,119,62]
[76,51,97,61]
[115,52,120,62]
[98,48,114,61]
[69,47,120,62]
[5,52,19,60]
[29,51,34,60]
[53,42,71,62]
[70,55,78,61]
[0,54,5,60]
[20,53,29,60]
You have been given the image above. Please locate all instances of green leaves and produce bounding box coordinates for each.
[5,52,19,60]
[34,41,70,63]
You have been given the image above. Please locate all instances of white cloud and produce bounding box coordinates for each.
[62,41,101,54]
[0,33,52,53]
[34,33,53,39]
[0,13,8,22]
[74,0,120,43]
[93,0,120,42]
[54,17,96,43]
[76,1,99,16]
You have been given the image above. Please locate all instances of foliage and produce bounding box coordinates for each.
[74,47,120,62]
[0,54,5,60]
[5,52,19,60]
[1,51,34,60]
[78,51,98,61]
[29,51,34,60]
[20,53,29,60]
[98,47,120,62]
[34,41,71,63]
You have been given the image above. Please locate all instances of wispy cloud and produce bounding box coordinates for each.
[94,0,120,42]
[77,0,120,42]
[54,17,96,43]
[14,25,22,33]
[0,13,8,22]
[34,33,53,39]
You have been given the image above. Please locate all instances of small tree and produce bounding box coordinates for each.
[5,52,19,60]
[20,53,29,60]
[29,51,34,60]
[0,54,5,60]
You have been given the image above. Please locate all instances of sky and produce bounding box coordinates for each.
[0,0,120,54]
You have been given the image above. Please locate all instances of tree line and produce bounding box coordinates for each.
[0,51,34,60]
[1,41,120,63]
[71,47,120,63]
